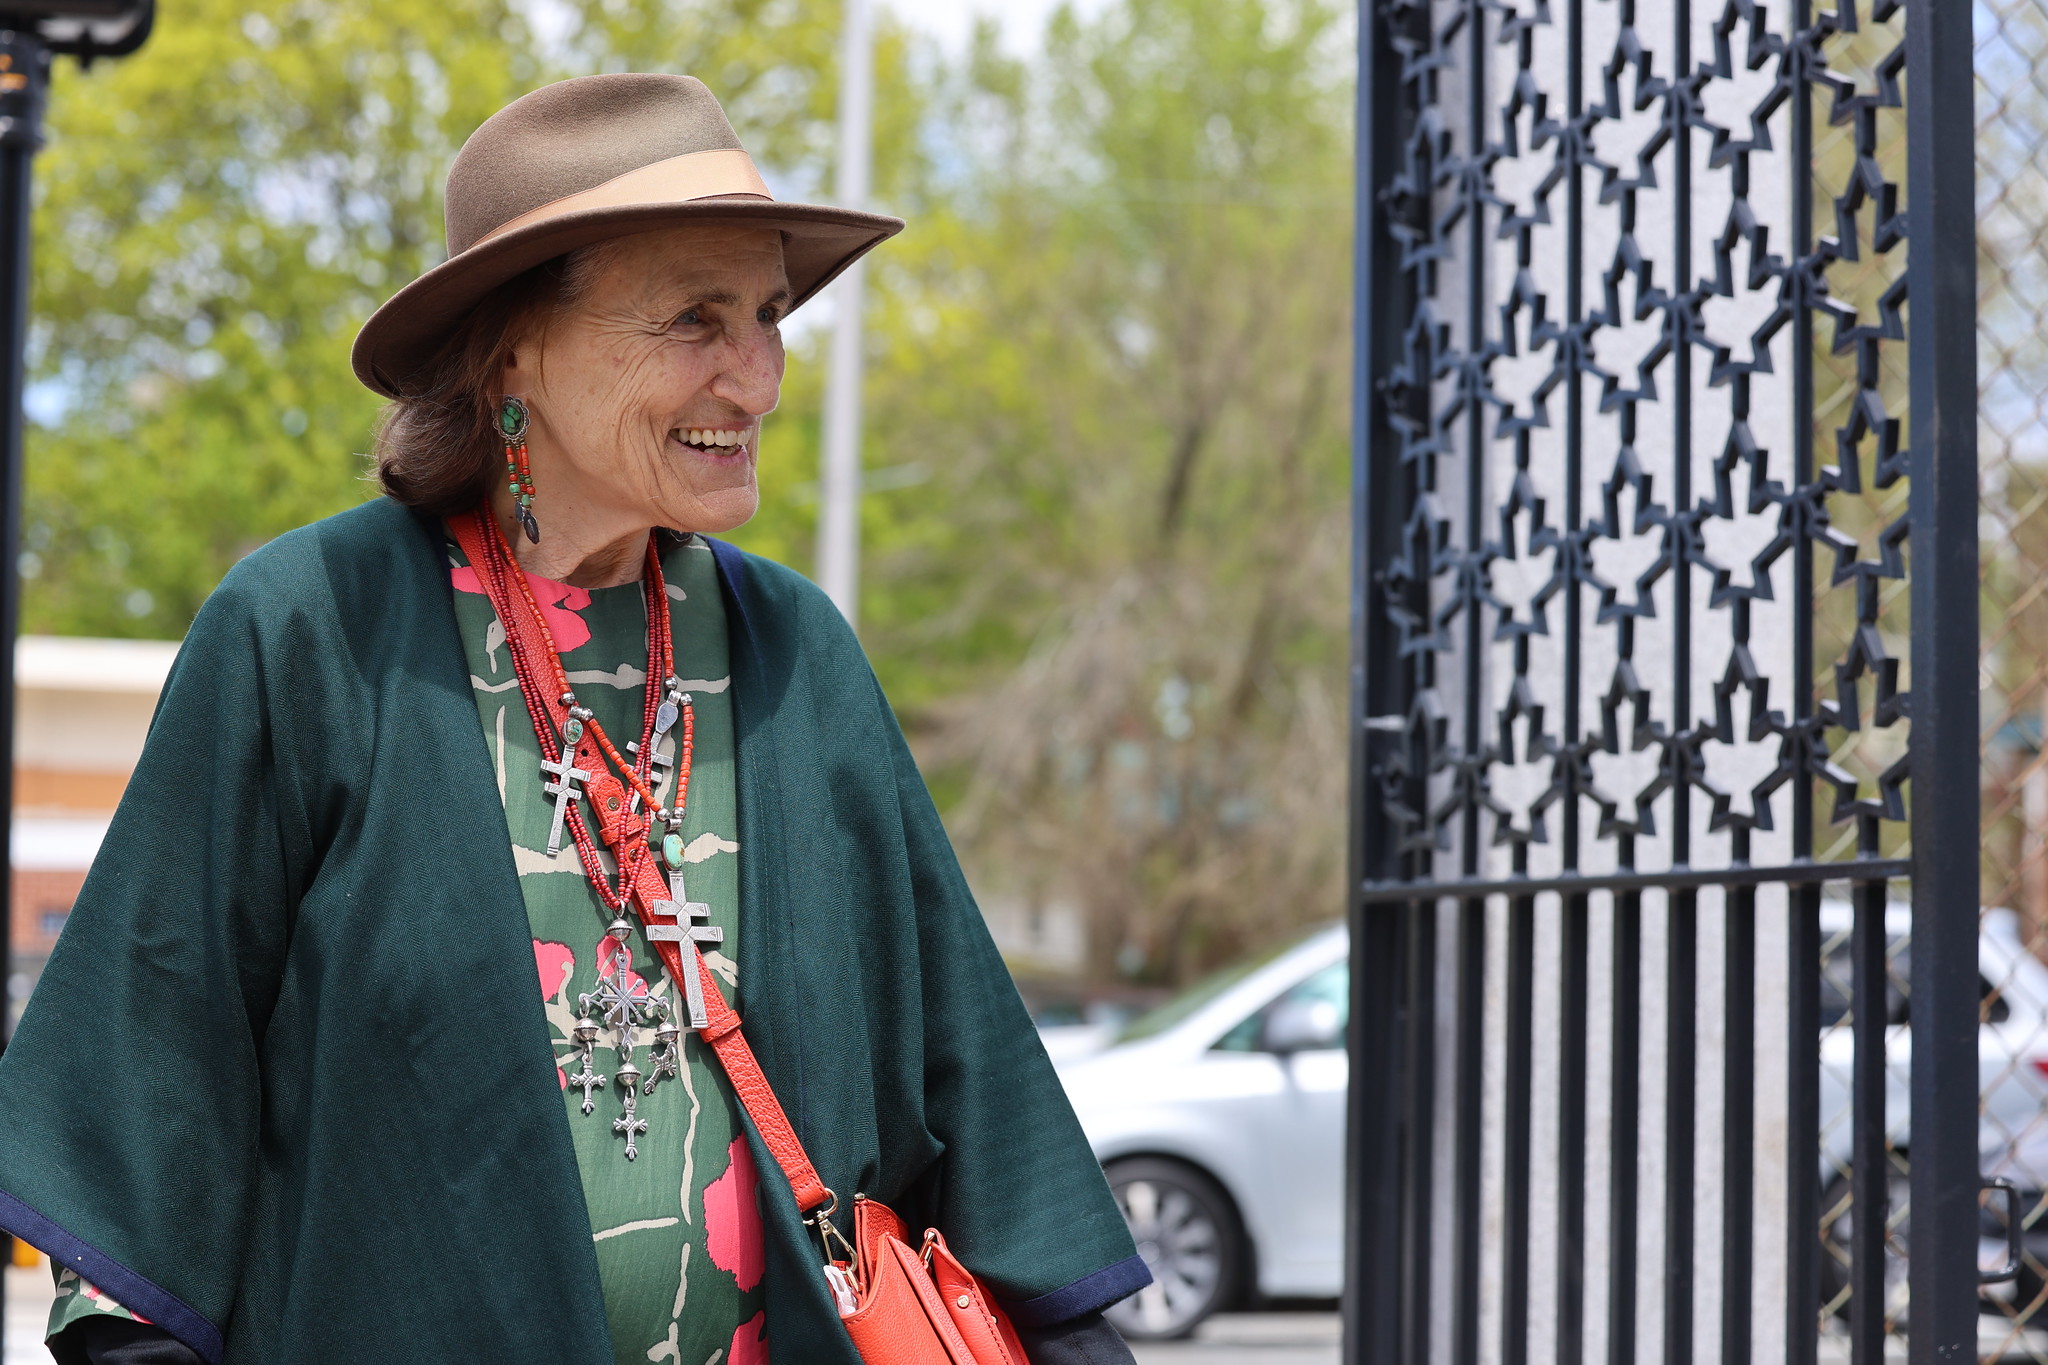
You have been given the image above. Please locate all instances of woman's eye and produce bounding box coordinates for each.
[673,309,703,328]
[757,308,781,326]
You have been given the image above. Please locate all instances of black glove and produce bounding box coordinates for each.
[47,1317,205,1365]
[1015,1311,1138,1365]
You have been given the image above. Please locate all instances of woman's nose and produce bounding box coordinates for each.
[710,332,785,416]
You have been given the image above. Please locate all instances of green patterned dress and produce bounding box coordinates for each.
[50,531,766,1365]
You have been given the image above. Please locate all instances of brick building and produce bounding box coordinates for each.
[5,635,179,1031]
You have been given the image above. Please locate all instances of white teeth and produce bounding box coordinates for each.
[675,428,747,448]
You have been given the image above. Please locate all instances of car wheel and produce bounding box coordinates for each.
[1102,1157,1245,1341]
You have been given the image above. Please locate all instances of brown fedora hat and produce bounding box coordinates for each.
[351,73,903,399]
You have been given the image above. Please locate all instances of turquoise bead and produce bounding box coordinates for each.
[563,718,583,743]
[663,831,685,869]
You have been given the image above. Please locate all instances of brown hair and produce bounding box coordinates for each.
[371,245,613,513]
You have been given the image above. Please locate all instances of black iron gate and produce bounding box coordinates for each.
[1345,1,1980,1362]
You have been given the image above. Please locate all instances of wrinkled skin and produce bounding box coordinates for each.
[494,223,789,587]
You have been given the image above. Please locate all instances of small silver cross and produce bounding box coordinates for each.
[567,1017,606,1115]
[539,752,592,858]
[650,871,722,1027]
[611,1060,647,1161]
[643,1019,681,1093]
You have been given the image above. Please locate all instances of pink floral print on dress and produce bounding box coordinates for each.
[726,1310,767,1365]
[534,939,576,1088]
[703,1134,765,1292]
[450,564,594,652]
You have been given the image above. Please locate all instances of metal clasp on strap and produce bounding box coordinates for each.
[805,1187,859,1269]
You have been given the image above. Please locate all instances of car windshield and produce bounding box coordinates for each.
[1114,927,1331,1045]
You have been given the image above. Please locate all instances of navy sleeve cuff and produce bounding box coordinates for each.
[1001,1253,1153,1327]
[0,1187,224,1364]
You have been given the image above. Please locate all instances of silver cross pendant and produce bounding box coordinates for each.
[649,870,722,1028]
[578,926,672,1160]
[539,752,593,858]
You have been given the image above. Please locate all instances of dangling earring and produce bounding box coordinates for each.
[499,395,539,543]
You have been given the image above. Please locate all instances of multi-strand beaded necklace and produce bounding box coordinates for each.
[462,505,707,1160]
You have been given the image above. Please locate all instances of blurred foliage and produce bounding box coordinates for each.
[23,0,1353,987]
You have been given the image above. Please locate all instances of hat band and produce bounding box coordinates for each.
[466,148,773,252]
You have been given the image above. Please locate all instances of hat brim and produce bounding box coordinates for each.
[351,196,904,398]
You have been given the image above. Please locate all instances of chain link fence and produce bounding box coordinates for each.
[1976,0,2048,1354]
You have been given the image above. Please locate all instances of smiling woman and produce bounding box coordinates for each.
[0,73,1147,1365]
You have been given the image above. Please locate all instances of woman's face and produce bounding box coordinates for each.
[502,223,789,537]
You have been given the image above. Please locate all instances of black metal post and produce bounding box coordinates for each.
[1903,0,1981,1356]
[1344,0,1406,1358]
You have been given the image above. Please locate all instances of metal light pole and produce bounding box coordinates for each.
[0,0,153,1062]
[817,0,872,625]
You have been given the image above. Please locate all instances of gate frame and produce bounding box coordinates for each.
[1902,0,1981,1356]
[1342,1,1982,1360]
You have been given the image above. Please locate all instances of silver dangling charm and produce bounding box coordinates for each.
[612,1060,647,1160]
[644,1016,681,1094]
[568,1016,605,1115]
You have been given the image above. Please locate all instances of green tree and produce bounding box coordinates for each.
[843,0,1356,987]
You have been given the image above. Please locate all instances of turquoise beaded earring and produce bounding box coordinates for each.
[499,396,539,543]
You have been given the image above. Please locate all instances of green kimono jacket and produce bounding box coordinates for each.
[0,498,1144,1363]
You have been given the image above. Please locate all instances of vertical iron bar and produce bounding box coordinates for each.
[1666,0,1696,1352]
[1666,891,1698,1365]
[1345,0,1411,1359]
[1559,893,1590,1365]
[1787,1,1818,1356]
[1720,886,1755,1365]
[1610,889,1642,1365]
[1557,0,1588,1356]
[1503,893,1536,1365]
[1903,0,1981,1357]
[1455,896,1487,1365]
[1848,876,1887,1361]
[1455,0,1489,1355]
[1786,883,1822,1365]
[1401,900,1439,1365]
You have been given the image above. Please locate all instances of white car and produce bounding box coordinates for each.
[1057,908,2048,1339]
[1055,925,1348,1339]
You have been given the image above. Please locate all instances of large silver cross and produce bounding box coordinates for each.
[649,870,722,1028]
[539,752,592,858]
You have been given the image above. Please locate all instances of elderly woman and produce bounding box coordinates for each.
[0,76,1146,1365]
